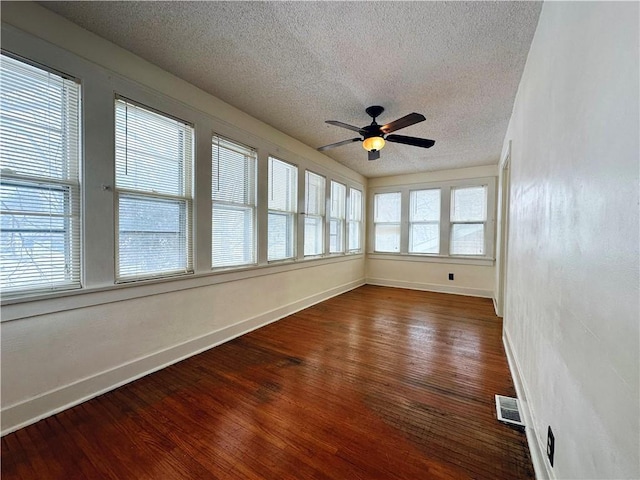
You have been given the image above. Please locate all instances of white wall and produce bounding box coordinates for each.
[501,2,639,479]
[367,165,498,298]
[0,3,366,434]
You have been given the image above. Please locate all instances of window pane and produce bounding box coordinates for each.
[115,101,192,197]
[213,206,254,267]
[212,136,256,268]
[348,188,362,222]
[305,171,325,216]
[0,54,81,295]
[118,195,189,278]
[330,181,346,219]
[450,223,485,255]
[304,216,323,256]
[269,157,297,212]
[374,192,401,222]
[451,186,487,222]
[212,136,256,205]
[348,221,360,251]
[268,212,295,260]
[410,224,440,254]
[0,56,80,181]
[374,224,400,252]
[410,189,440,222]
[329,219,344,253]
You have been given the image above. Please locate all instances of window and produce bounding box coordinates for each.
[212,136,256,268]
[329,181,346,254]
[369,180,494,259]
[0,54,81,295]
[115,98,193,280]
[268,157,297,261]
[304,171,325,257]
[409,189,440,254]
[373,192,401,252]
[450,185,487,255]
[347,188,363,252]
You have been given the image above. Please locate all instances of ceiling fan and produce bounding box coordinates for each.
[317,106,435,161]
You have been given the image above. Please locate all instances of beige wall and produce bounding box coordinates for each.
[501,2,639,479]
[367,165,498,298]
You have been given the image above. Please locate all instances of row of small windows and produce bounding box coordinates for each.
[0,53,363,297]
[372,185,488,256]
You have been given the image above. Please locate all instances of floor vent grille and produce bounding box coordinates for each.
[495,395,525,427]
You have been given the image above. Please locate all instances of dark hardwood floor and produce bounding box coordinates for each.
[1,285,533,479]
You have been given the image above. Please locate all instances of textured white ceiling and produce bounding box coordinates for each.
[40,1,541,178]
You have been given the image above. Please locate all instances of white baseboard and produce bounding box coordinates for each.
[503,329,555,480]
[366,277,493,298]
[1,279,364,436]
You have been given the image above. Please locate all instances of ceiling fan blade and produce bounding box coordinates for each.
[386,134,435,149]
[380,113,426,134]
[325,120,363,133]
[368,150,380,161]
[317,137,361,151]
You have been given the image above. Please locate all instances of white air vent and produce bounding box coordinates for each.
[495,395,525,427]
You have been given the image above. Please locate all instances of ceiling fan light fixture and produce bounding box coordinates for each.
[362,136,385,152]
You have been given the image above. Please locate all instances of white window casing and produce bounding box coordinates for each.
[347,187,363,253]
[304,170,325,257]
[450,185,487,256]
[368,178,496,262]
[212,135,257,268]
[268,157,297,262]
[373,192,402,253]
[114,97,194,281]
[409,188,441,254]
[329,181,346,254]
[0,53,82,297]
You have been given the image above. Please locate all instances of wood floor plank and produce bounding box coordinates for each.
[1,285,533,479]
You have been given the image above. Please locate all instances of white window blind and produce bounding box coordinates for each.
[409,189,441,254]
[347,188,363,252]
[268,157,297,261]
[304,171,325,257]
[115,98,193,280]
[450,185,487,255]
[329,181,346,254]
[0,53,81,296]
[212,136,256,268]
[373,192,401,252]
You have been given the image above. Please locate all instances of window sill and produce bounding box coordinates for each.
[1,253,364,322]
[366,252,495,266]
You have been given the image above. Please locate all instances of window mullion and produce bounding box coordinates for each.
[440,186,451,256]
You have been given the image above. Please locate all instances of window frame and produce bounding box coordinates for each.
[449,185,488,256]
[303,170,326,258]
[0,52,82,298]
[114,96,194,282]
[267,156,298,262]
[368,177,496,263]
[211,134,258,269]
[408,188,441,255]
[329,180,347,254]
[372,191,402,253]
[347,187,363,253]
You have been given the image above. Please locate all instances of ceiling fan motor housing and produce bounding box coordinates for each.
[365,105,384,120]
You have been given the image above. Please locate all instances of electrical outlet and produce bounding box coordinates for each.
[448,273,454,281]
[547,426,555,467]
